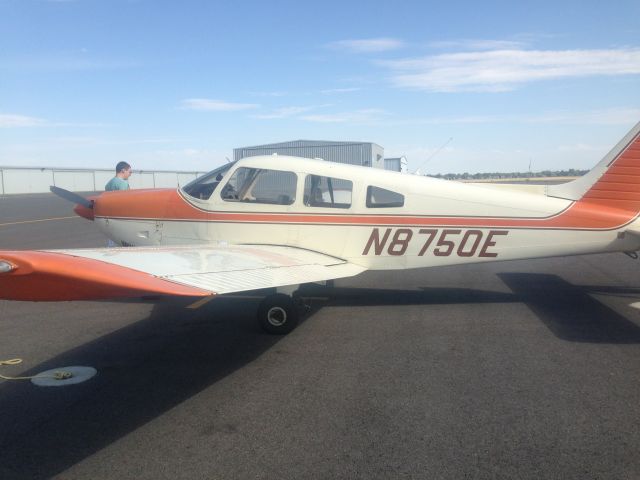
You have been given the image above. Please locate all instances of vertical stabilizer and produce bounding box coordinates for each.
[547,121,640,210]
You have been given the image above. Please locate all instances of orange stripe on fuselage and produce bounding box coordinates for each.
[95,188,210,221]
[93,188,637,231]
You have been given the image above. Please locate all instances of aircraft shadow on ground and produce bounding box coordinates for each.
[306,273,640,344]
[0,273,639,478]
[498,273,640,344]
[0,297,279,480]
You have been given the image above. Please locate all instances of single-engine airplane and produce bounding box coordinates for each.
[1,122,640,333]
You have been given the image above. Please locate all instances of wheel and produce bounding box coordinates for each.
[258,294,299,335]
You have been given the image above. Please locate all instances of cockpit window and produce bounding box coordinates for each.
[303,175,352,209]
[366,186,404,208]
[182,161,236,200]
[222,167,296,205]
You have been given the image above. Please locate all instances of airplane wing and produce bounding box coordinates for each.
[0,245,366,301]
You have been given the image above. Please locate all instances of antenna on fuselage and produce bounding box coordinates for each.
[412,137,453,175]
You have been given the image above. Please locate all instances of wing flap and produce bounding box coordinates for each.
[170,262,363,294]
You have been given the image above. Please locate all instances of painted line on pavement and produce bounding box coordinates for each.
[0,216,79,227]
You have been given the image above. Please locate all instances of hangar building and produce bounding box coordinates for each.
[384,156,408,173]
[233,140,387,169]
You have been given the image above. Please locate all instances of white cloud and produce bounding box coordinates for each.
[556,143,602,153]
[328,38,405,53]
[380,47,640,92]
[0,114,47,127]
[180,98,259,111]
[301,109,387,124]
[1,54,138,71]
[252,106,317,119]
[248,91,289,97]
[390,108,640,127]
[527,108,640,125]
[129,148,228,171]
[0,114,118,129]
[428,39,526,51]
[321,87,361,95]
[252,104,334,120]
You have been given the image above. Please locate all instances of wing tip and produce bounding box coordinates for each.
[0,250,212,301]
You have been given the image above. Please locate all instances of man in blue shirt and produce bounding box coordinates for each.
[105,161,132,191]
[104,161,132,247]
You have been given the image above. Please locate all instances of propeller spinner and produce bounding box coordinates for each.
[50,186,95,220]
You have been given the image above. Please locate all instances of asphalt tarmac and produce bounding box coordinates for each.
[1,193,640,479]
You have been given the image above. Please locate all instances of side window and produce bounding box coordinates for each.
[366,186,404,208]
[221,167,296,205]
[304,175,352,209]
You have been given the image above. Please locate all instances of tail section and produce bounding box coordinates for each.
[547,121,640,212]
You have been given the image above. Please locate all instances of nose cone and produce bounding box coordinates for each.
[74,200,95,220]
[94,189,184,219]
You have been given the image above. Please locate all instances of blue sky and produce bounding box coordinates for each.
[1,0,639,174]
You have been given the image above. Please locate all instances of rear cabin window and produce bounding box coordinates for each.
[221,167,296,205]
[303,175,352,209]
[366,186,404,208]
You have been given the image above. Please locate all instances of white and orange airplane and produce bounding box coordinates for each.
[1,122,640,333]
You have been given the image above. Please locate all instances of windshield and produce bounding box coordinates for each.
[182,161,236,200]
[221,167,297,205]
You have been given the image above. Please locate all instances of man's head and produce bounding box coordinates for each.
[115,161,132,179]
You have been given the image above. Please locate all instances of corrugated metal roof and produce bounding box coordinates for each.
[234,139,386,169]
[239,140,383,150]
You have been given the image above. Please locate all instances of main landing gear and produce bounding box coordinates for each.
[257,294,300,335]
[257,286,313,335]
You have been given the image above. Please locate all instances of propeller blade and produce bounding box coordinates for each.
[50,186,94,210]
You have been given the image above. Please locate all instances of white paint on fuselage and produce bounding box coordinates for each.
[96,156,640,270]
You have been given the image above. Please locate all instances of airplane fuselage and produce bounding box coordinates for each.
[92,155,640,270]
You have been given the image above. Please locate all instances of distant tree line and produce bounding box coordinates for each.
[427,169,589,180]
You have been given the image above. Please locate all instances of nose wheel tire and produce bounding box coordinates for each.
[258,294,299,335]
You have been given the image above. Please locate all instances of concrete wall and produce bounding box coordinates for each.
[3,169,55,195]
[0,167,207,194]
[52,171,95,192]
